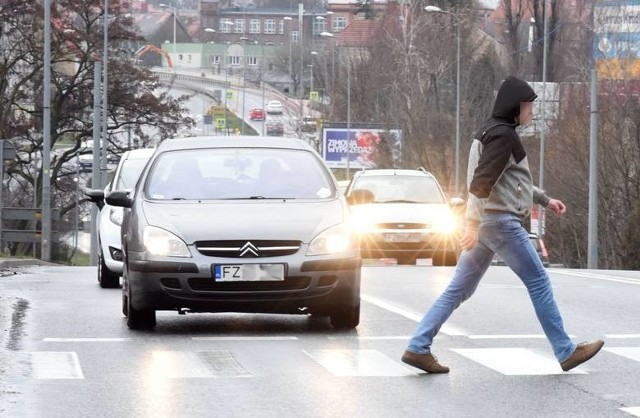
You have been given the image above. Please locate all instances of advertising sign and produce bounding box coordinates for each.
[321,126,402,169]
[594,0,640,79]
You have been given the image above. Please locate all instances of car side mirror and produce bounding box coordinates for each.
[85,189,106,210]
[347,189,374,205]
[105,190,133,208]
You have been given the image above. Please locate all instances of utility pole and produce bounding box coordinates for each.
[42,0,52,261]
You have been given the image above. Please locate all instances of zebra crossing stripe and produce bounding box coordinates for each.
[620,407,640,416]
[304,349,415,377]
[603,347,640,362]
[148,351,251,378]
[451,348,587,375]
[23,352,84,379]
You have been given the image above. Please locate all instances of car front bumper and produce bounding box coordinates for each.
[357,230,457,259]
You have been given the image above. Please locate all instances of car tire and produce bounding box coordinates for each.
[396,255,417,265]
[443,251,458,266]
[98,251,120,288]
[330,304,360,329]
[125,278,156,330]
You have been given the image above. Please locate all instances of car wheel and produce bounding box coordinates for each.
[432,251,445,266]
[396,255,417,265]
[98,251,120,288]
[443,251,458,266]
[126,282,156,330]
[330,304,360,329]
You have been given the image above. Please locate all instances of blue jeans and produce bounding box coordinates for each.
[407,213,576,362]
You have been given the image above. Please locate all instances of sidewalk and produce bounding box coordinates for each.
[0,258,56,271]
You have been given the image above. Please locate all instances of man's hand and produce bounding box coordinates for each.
[460,228,479,251]
[547,199,567,216]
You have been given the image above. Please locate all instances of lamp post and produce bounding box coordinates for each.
[284,16,293,95]
[425,5,461,197]
[320,31,336,116]
[159,3,177,66]
[240,36,252,135]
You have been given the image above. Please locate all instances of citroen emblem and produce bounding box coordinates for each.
[239,241,260,257]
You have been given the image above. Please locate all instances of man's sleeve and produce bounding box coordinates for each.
[468,134,513,198]
[533,186,551,207]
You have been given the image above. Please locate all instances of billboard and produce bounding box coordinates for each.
[321,126,402,169]
[594,0,640,79]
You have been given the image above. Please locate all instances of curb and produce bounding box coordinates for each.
[0,259,58,270]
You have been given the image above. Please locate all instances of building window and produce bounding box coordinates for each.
[313,19,326,34]
[246,56,258,66]
[333,16,346,32]
[212,55,221,64]
[220,19,233,33]
[234,19,245,33]
[229,55,241,66]
[292,30,299,43]
[249,19,260,34]
[264,19,275,34]
[279,20,284,34]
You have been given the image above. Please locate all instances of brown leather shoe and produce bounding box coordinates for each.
[560,340,605,371]
[401,350,450,373]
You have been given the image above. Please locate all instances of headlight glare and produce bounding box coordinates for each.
[143,226,191,257]
[307,224,353,255]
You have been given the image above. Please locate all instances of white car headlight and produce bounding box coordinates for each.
[307,224,353,256]
[109,207,123,226]
[433,211,459,234]
[143,226,191,258]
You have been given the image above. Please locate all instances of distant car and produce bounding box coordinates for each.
[492,233,549,267]
[77,153,93,172]
[301,116,317,133]
[105,136,361,330]
[85,148,155,288]
[266,120,284,136]
[345,168,464,266]
[266,100,283,114]
[249,108,265,121]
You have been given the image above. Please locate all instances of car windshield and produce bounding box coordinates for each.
[351,175,445,204]
[145,148,335,200]
[115,157,151,190]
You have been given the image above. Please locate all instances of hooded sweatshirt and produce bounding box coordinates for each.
[465,76,550,231]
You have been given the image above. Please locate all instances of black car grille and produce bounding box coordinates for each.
[375,223,428,229]
[188,276,310,291]
[195,240,302,258]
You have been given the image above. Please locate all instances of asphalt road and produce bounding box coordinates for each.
[1,263,639,417]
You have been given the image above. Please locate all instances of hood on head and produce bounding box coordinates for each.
[491,76,537,122]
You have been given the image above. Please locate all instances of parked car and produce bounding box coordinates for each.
[345,168,464,266]
[106,136,361,330]
[249,108,265,121]
[492,233,550,267]
[265,120,284,136]
[266,100,283,114]
[301,116,317,133]
[85,148,155,288]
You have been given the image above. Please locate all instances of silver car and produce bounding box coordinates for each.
[86,148,155,288]
[106,136,361,330]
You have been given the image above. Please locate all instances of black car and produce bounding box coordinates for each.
[266,121,284,136]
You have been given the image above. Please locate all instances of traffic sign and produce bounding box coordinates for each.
[309,91,319,102]
[216,118,226,129]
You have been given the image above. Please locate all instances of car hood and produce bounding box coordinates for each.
[349,202,454,225]
[140,199,345,244]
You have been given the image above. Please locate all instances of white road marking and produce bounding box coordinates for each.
[149,351,251,378]
[361,293,466,336]
[24,352,84,379]
[451,348,586,375]
[328,336,411,340]
[553,269,640,286]
[621,407,640,416]
[304,349,415,377]
[604,334,640,339]
[469,334,552,339]
[604,347,640,362]
[191,336,297,341]
[43,338,131,342]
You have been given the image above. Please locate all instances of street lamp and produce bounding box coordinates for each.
[204,27,215,44]
[320,31,336,104]
[425,5,461,197]
[159,3,177,64]
[309,51,318,94]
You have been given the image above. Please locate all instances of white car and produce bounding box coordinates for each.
[346,168,464,265]
[86,148,155,288]
[266,100,283,114]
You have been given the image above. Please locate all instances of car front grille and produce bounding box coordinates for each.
[188,276,310,291]
[375,223,428,229]
[194,240,302,258]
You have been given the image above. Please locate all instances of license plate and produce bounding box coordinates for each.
[383,233,421,243]
[213,264,285,282]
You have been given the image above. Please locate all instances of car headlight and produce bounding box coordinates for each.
[143,226,191,258]
[109,207,123,226]
[433,211,459,234]
[307,224,354,256]
[350,215,376,233]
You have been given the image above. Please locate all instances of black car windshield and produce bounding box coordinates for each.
[351,175,445,204]
[145,148,335,200]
